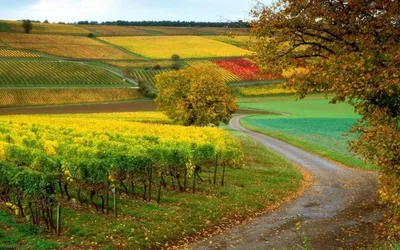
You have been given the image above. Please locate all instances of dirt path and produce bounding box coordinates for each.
[189,116,383,250]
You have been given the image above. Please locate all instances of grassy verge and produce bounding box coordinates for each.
[241,118,378,171]
[0,131,304,249]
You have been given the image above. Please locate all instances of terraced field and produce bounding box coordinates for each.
[0,88,140,108]
[106,60,176,69]
[214,58,280,81]
[1,20,90,34]
[185,60,240,82]
[0,48,41,58]
[238,84,295,96]
[0,61,126,87]
[0,33,134,59]
[205,36,251,48]
[126,68,172,86]
[136,26,249,35]
[99,36,252,59]
[80,25,149,35]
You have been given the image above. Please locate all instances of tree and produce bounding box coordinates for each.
[21,20,33,33]
[43,19,49,24]
[251,0,399,237]
[171,54,180,61]
[155,66,237,126]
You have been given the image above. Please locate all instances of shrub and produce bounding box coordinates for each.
[172,62,181,70]
[88,33,94,38]
[153,64,161,70]
[137,80,157,99]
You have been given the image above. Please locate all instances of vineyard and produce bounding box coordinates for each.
[205,36,251,49]
[80,25,149,35]
[0,48,41,58]
[125,68,172,86]
[1,21,90,34]
[213,58,281,81]
[0,88,140,107]
[99,36,252,59]
[138,26,249,36]
[106,60,176,69]
[185,60,240,82]
[0,33,134,60]
[0,61,126,87]
[238,84,296,96]
[0,115,243,246]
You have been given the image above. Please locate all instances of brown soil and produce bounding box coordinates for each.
[0,101,157,115]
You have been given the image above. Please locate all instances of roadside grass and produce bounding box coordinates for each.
[0,130,303,249]
[238,94,378,171]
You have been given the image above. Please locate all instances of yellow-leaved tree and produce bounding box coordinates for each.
[251,0,399,238]
[155,66,237,126]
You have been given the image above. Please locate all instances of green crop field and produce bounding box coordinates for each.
[126,68,172,86]
[239,94,378,170]
[0,61,127,87]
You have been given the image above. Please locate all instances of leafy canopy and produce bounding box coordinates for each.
[22,20,33,34]
[155,66,237,126]
[251,0,399,237]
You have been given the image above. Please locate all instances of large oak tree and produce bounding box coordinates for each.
[251,0,399,237]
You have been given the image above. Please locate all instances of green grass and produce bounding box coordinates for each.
[0,131,303,249]
[0,211,58,249]
[0,23,11,32]
[238,94,378,171]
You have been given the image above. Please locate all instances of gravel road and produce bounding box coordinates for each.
[189,115,382,250]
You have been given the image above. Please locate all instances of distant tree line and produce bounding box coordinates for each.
[76,20,250,28]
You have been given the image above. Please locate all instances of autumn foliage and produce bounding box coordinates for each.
[251,0,399,238]
[155,66,237,126]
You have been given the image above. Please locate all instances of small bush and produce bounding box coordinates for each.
[171,54,180,61]
[137,80,158,99]
[88,33,94,38]
[172,62,181,70]
[153,64,161,70]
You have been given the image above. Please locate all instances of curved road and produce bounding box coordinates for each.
[189,116,382,250]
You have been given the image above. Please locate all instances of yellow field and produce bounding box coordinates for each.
[0,48,41,58]
[0,88,140,108]
[99,36,252,59]
[46,112,171,124]
[185,60,240,82]
[80,25,148,35]
[238,84,296,96]
[205,36,256,50]
[106,60,176,68]
[0,33,134,59]
[2,20,90,34]
[139,26,249,35]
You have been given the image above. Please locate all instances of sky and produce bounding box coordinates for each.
[0,0,273,23]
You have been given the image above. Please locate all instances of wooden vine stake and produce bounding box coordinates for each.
[105,174,109,215]
[113,188,117,218]
[56,205,61,236]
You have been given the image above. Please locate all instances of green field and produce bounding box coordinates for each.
[239,94,378,171]
[0,61,127,87]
